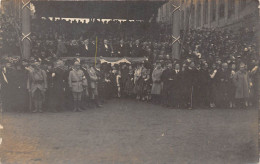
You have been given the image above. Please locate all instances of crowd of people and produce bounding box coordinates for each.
[0,48,259,113]
[0,14,259,112]
[30,18,172,59]
[0,14,21,56]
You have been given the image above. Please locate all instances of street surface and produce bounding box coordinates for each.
[0,99,258,164]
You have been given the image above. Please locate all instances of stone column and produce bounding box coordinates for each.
[21,0,31,59]
[183,0,187,30]
[224,0,228,22]
[201,0,204,27]
[234,0,239,20]
[216,0,219,25]
[207,0,211,27]
[194,0,198,28]
[172,0,181,60]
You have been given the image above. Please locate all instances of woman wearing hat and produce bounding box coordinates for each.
[28,62,47,113]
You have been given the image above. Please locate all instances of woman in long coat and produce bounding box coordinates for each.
[151,62,163,104]
[233,63,250,108]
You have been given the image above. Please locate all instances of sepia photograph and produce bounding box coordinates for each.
[0,0,259,163]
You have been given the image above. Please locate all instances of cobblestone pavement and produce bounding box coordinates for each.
[0,99,258,164]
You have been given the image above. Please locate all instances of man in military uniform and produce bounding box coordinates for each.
[28,62,47,113]
[68,61,86,112]
[85,63,102,108]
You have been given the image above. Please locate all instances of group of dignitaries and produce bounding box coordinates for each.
[0,59,103,113]
[0,56,258,113]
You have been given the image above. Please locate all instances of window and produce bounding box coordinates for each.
[203,0,208,24]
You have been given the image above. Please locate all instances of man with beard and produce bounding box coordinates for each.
[161,62,175,107]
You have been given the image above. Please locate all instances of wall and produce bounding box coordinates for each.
[157,0,259,30]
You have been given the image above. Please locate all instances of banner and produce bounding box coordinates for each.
[100,58,131,66]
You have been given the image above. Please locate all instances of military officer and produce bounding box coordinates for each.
[68,61,86,112]
[28,62,47,113]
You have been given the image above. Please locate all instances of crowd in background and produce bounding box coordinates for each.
[0,14,21,56]
[0,15,259,112]
[30,18,172,59]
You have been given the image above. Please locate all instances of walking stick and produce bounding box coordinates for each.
[190,86,193,109]
[29,91,32,112]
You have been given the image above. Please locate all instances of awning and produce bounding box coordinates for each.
[32,0,167,20]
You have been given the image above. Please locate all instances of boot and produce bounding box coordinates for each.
[73,100,77,112]
[95,98,102,108]
[38,102,43,113]
[32,101,38,113]
[77,100,83,112]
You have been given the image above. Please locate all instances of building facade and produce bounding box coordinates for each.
[157,0,259,30]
